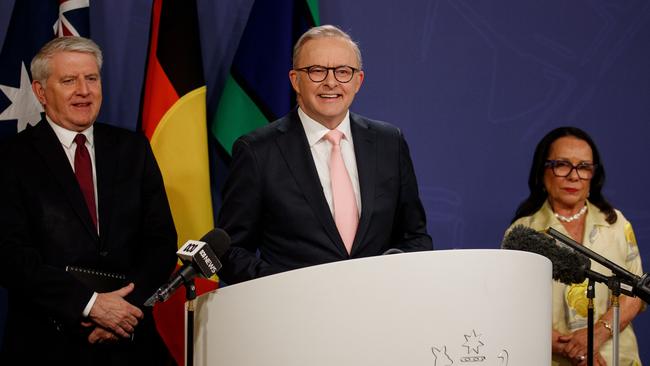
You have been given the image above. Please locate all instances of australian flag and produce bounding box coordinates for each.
[0,0,89,140]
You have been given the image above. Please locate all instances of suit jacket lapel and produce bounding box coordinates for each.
[31,119,99,240]
[350,113,376,254]
[275,110,348,256]
[93,124,117,249]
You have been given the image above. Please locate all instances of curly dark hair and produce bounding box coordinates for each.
[512,126,617,224]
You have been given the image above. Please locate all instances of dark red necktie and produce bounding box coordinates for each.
[74,134,97,228]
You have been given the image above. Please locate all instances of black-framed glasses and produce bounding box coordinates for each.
[545,160,597,180]
[295,65,359,83]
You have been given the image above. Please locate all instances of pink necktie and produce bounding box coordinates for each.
[74,134,97,228]
[324,130,359,254]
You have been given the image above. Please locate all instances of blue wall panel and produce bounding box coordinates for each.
[321,0,650,362]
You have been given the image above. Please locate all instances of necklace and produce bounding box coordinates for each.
[554,205,587,223]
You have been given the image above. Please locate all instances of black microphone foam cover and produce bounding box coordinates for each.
[502,225,591,284]
[200,228,231,258]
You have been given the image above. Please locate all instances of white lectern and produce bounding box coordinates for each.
[192,249,551,366]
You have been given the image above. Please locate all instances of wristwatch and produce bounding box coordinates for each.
[597,319,614,336]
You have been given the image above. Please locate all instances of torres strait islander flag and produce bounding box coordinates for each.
[140,0,216,364]
[0,0,89,139]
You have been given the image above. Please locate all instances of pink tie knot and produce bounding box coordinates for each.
[324,129,344,146]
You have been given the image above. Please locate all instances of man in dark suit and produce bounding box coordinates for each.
[0,37,176,364]
[217,25,432,284]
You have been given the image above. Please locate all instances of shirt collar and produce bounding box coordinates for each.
[46,115,94,149]
[298,107,352,147]
[584,200,609,227]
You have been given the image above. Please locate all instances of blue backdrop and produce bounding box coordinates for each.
[322,1,650,362]
[1,0,648,362]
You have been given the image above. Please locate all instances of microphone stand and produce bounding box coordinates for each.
[587,279,595,366]
[574,272,626,366]
[185,279,197,366]
[547,228,648,302]
[547,228,630,366]
[608,277,621,366]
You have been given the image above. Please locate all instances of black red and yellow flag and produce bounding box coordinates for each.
[141,0,216,364]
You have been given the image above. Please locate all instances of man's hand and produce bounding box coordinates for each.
[87,327,119,344]
[88,283,143,338]
[81,321,119,344]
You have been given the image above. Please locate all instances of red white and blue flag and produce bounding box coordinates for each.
[0,0,89,139]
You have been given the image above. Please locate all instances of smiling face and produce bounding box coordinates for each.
[544,136,593,212]
[289,37,364,129]
[32,51,102,132]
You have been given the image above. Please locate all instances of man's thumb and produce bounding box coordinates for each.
[114,282,135,297]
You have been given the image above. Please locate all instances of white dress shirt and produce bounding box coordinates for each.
[298,108,362,216]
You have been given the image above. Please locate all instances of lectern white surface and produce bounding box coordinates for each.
[193,249,552,366]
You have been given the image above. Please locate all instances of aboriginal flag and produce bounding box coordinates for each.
[140,0,216,364]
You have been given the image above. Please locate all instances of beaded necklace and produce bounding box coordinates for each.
[554,205,587,223]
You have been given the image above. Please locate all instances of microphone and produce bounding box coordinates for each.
[502,225,595,284]
[501,225,639,298]
[144,228,230,306]
[547,227,649,303]
[382,248,404,255]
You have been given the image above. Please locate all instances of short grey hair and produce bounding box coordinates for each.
[292,25,362,70]
[31,36,103,84]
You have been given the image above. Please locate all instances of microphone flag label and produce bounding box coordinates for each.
[198,249,220,275]
[177,240,205,262]
[176,240,221,278]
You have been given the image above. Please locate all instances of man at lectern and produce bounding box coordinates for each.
[217,25,432,284]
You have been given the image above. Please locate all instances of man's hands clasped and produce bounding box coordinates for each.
[84,283,143,344]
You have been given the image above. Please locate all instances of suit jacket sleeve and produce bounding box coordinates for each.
[216,137,282,284]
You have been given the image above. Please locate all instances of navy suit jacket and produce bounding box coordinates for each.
[217,109,432,284]
[0,119,177,365]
